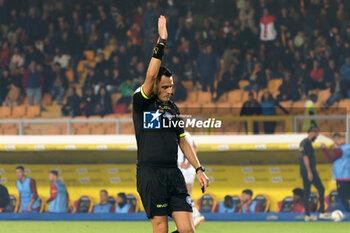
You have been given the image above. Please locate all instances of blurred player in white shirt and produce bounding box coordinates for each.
[177,131,205,227]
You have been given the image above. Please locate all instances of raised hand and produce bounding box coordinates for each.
[158,15,167,40]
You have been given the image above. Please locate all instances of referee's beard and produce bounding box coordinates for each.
[155,76,173,102]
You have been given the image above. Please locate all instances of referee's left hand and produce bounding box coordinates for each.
[197,170,209,192]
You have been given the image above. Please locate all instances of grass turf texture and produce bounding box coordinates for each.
[1,221,349,233]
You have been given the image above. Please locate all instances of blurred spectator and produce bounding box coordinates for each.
[0,40,10,68]
[115,192,133,213]
[291,188,315,213]
[242,53,255,80]
[142,2,158,46]
[26,7,42,41]
[47,170,69,213]
[0,181,9,212]
[15,166,40,213]
[302,94,318,132]
[0,67,11,105]
[116,79,138,108]
[196,44,219,94]
[291,188,305,213]
[260,92,277,134]
[70,25,86,83]
[308,60,325,90]
[340,56,350,96]
[106,68,123,93]
[240,91,261,134]
[259,8,277,69]
[95,52,108,75]
[236,189,261,213]
[50,63,68,105]
[61,86,81,117]
[324,60,337,88]
[214,64,239,102]
[172,75,187,103]
[22,61,44,109]
[94,86,113,117]
[83,66,100,95]
[323,72,348,108]
[0,0,347,119]
[24,44,44,67]
[2,83,22,107]
[81,88,96,117]
[9,46,24,70]
[52,48,70,70]
[245,62,267,92]
[277,70,300,101]
[93,190,114,213]
[239,2,255,32]
[218,195,236,214]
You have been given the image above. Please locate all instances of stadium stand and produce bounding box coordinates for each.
[0,1,349,227]
[0,0,347,137]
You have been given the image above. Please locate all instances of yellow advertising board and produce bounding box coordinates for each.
[0,164,336,212]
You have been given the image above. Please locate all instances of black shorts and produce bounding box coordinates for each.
[137,166,192,219]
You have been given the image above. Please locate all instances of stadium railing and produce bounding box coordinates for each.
[0,115,349,142]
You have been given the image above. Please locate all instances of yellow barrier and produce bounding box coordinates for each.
[0,164,336,212]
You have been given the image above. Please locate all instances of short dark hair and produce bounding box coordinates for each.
[293,188,304,197]
[100,189,108,195]
[309,93,318,102]
[332,132,342,138]
[49,170,58,176]
[16,166,24,171]
[156,66,172,84]
[242,189,253,196]
[117,192,127,200]
[308,126,319,133]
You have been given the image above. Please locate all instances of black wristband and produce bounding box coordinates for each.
[152,44,165,60]
[196,166,205,174]
[159,38,167,45]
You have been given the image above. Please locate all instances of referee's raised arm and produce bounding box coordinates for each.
[142,15,168,98]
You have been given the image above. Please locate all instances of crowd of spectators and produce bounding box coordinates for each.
[0,0,349,116]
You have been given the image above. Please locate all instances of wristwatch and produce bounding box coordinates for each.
[196,166,205,174]
[159,38,167,45]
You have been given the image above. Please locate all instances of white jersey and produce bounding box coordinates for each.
[178,132,196,184]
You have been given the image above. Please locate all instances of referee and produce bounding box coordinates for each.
[299,127,326,221]
[132,15,209,233]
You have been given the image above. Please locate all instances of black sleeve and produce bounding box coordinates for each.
[133,85,153,112]
[300,140,311,157]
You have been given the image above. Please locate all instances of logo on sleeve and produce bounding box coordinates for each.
[143,110,161,129]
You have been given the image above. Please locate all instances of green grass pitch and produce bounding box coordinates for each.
[1,221,349,233]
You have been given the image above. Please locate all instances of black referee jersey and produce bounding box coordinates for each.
[132,85,185,168]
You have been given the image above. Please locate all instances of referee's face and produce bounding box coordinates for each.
[156,75,173,102]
